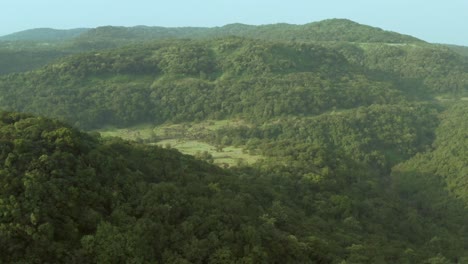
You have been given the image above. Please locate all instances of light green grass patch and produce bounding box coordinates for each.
[155,139,261,167]
[96,119,262,167]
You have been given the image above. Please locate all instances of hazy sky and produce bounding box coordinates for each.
[1,0,467,45]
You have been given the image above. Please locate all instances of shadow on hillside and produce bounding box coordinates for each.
[390,169,468,259]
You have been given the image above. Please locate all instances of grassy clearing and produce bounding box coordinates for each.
[96,119,262,167]
[154,139,261,167]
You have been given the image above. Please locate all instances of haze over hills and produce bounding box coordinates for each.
[0,19,424,44]
[442,44,468,57]
[0,28,89,42]
[0,19,467,263]
[73,19,424,44]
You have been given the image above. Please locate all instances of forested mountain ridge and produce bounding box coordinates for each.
[442,44,468,57]
[0,19,429,75]
[0,37,466,129]
[0,19,422,44]
[74,19,424,45]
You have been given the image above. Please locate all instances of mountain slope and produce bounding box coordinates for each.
[299,19,423,43]
[0,28,89,42]
[0,19,425,45]
[208,19,424,43]
[392,102,468,204]
[443,44,468,57]
[74,19,424,45]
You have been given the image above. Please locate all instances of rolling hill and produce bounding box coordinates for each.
[0,28,89,42]
[73,19,424,44]
[0,19,429,75]
[0,37,465,129]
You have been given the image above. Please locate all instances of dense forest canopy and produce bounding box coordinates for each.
[1,108,467,263]
[0,19,422,44]
[0,19,467,263]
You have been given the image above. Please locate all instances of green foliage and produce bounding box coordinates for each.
[210,103,439,173]
[0,28,88,42]
[71,18,424,45]
[0,110,467,263]
[0,42,76,75]
[0,109,467,263]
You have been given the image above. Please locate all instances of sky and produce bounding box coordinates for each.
[1,0,467,45]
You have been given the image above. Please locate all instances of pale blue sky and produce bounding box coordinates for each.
[1,0,467,45]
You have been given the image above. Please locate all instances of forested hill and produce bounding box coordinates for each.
[443,44,468,57]
[0,37,466,129]
[0,28,89,42]
[0,19,422,45]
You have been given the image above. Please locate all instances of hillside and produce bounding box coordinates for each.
[0,28,89,42]
[1,111,467,263]
[0,37,465,129]
[1,19,420,45]
[443,44,468,57]
[393,102,468,204]
[72,19,424,48]
[213,19,424,43]
[0,47,72,75]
